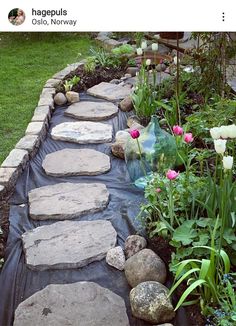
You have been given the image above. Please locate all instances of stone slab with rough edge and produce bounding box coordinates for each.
[0,167,19,186]
[29,182,109,220]
[87,82,132,101]
[1,149,28,169]
[22,220,117,271]
[14,282,129,326]
[25,121,46,138]
[51,121,112,144]
[44,78,61,88]
[42,149,111,177]
[31,105,51,122]
[65,101,119,121]
[15,135,40,154]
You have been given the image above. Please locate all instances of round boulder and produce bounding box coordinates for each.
[54,92,67,105]
[66,91,80,103]
[124,235,147,259]
[125,249,166,287]
[130,281,175,324]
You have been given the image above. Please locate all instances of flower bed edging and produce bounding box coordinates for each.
[0,61,85,202]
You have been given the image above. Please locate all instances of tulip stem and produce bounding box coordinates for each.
[136,139,147,176]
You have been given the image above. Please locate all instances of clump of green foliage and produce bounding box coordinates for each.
[63,76,80,92]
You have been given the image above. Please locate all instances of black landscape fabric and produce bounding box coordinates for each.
[0,94,188,326]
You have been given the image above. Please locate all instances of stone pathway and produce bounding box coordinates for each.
[14,84,133,325]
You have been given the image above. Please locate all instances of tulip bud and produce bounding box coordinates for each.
[210,127,221,140]
[141,41,147,49]
[220,125,229,139]
[136,48,143,56]
[130,129,140,139]
[227,124,236,139]
[214,139,227,154]
[146,59,151,66]
[151,43,158,51]
[166,169,179,180]
[223,156,233,170]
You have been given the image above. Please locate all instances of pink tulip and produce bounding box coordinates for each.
[173,125,183,136]
[184,133,194,143]
[130,129,140,139]
[156,188,162,193]
[166,169,179,180]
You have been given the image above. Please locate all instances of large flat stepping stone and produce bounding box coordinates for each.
[65,101,118,121]
[29,182,109,220]
[14,282,129,326]
[51,121,112,144]
[87,82,131,101]
[42,149,111,177]
[22,220,117,270]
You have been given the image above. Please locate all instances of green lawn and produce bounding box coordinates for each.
[0,32,95,164]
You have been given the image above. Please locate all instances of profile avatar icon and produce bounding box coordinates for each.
[8,8,26,26]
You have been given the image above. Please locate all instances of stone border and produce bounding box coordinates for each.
[0,61,85,201]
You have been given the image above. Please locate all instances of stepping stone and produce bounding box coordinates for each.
[28,182,109,220]
[87,82,131,101]
[42,149,111,177]
[51,121,112,144]
[22,220,117,271]
[14,282,129,326]
[65,101,118,121]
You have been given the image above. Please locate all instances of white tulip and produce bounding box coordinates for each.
[214,139,227,154]
[223,156,233,170]
[220,125,229,139]
[146,59,151,66]
[173,56,178,65]
[227,124,236,138]
[210,127,221,140]
[136,48,143,56]
[141,41,147,49]
[151,43,158,51]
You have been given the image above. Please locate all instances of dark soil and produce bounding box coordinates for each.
[148,236,207,326]
[57,65,127,93]
[0,203,10,265]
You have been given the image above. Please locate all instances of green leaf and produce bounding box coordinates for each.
[193,233,210,246]
[173,220,197,246]
[175,279,207,310]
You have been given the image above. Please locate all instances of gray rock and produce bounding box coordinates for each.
[126,67,139,77]
[106,246,125,271]
[41,88,56,97]
[31,105,51,123]
[0,167,19,186]
[110,79,120,84]
[29,182,109,220]
[124,235,147,259]
[25,121,47,139]
[115,130,130,143]
[65,91,80,103]
[130,281,175,324]
[156,63,167,72]
[125,249,167,287]
[1,149,28,169]
[38,95,54,109]
[51,121,113,144]
[119,96,133,112]
[15,135,40,155]
[22,220,117,271]
[14,282,129,326]
[87,82,131,101]
[111,130,130,159]
[65,101,118,121]
[44,78,61,88]
[127,116,142,128]
[54,92,67,105]
[42,149,110,177]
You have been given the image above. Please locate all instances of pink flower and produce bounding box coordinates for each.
[166,169,179,180]
[184,133,194,143]
[156,188,162,193]
[173,125,183,136]
[130,129,140,139]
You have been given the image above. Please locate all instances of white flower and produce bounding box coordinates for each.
[141,41,147,49]
[146,59,151,66]
[210,127,221,140]
[151,43,158,51]
[155,34,160,39]
[214,139,227,154]
[173,56,178,65]
[136,48,143,56]
[226,124,236,138]
[220,125,229,139]
[223,156,233,170]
